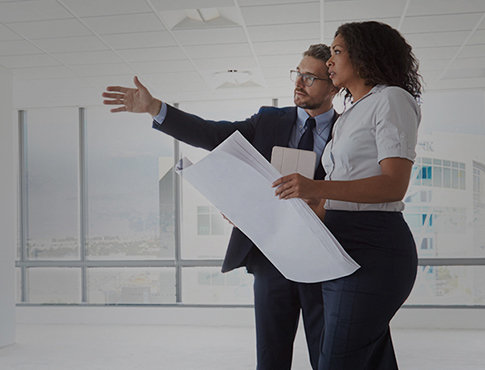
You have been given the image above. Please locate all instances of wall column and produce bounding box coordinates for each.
[0,65,15,347]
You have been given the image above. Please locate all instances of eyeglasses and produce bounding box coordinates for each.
[290,70,330,87]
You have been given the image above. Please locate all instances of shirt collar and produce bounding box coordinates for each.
[297,107,335,135]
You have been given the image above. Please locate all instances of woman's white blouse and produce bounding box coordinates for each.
[323,85,421,211]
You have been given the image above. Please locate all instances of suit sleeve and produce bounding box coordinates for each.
[152,104,262,151]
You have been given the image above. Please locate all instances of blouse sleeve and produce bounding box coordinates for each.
[374,87,421,164]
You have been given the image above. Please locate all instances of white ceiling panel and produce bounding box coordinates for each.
[0,24,22,41]
[29,77,93,90]
[238,0,317,6]
[401,13,484,34]
[247,22,320,42]
[131,60,195,74]
[407,0,485,17]
[116,47,186,62]
[252,39,320,56]
[150,0,236,12]
[81,13,166,35]
[451,57,485,70]
[69,63,135,77]
[172,27,247,46]
[184,43,253,59]
[323,0,407,21]
[0,40,43,56]
[34,36,109,53]
[53,50,123,65]
[0,54,61,69]
[0,0,482,107]
[12,66,78,80]
[101,31,177,49]
[193,56,257,71]
[0,0,72,23]
[460,44,485,59]
[469,29,485,45]
[60,0,152,17]
[413,46,461,61]
[8,19,92,39]
[258,54,303,69]
[241,3,320,26]
[405,31,471,49]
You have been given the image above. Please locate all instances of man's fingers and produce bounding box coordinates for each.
[106,85,131,93]
[103,99,124,106]
[102,92,125,99]
[110,107,127,113]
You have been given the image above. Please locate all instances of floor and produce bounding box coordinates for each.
[1,324,485,370]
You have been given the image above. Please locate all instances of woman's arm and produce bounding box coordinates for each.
[273,157,413,203]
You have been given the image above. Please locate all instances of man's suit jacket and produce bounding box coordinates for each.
[153,104,338,273]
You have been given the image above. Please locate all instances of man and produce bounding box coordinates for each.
[103,44,339,370]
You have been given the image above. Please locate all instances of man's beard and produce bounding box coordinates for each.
[294,90,323,110]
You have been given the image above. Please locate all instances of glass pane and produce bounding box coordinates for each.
[27,267,81,304]
[182,267,254,304]
[25,108,80,260]
[87,267,176,304]
[86,107,175,260]
[406,266,485,306]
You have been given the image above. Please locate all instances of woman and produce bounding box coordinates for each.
[273,21,423,369]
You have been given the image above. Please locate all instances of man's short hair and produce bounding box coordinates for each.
[303,44,331,63]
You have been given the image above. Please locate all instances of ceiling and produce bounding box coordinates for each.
[1,0,484,109]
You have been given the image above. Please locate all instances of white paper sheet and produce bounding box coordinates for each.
[175,131,360,283]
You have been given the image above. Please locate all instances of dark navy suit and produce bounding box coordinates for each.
[153,104,337,370]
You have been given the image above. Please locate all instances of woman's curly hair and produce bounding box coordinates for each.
[335,21,423,101]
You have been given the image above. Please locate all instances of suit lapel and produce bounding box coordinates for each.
[275,107,297,147]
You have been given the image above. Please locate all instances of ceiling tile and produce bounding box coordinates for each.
[460,44,485,58]
[247,22,320,42]
[29,77,93,90]
[324,0,406,21]
[407,0,485,16]
[0,0,72,23]
[405,31,471,48]
[34,36,109,53]
[0,54,61,68]
[238,0,317,5]
[0,23,22,41]
[53,50,123,65]
[8,19,92,39]
[258,54,302,69]
[81,13,166,35]
[401,13,484,34]
[101,31,177,49]
[413,46,460,61]
[0,40,43,56]
[12,66,78,79]
[61,0,152,17]
[184,43,253,59]
[116,47,186,62]
[131,60,195,74]
[150,0,235,12]
[451,57,485,70]
[172,27,247,46]
[252,39,320,56]
[241,3,320,26]
[193,56,257,71]
[69,63,134,77]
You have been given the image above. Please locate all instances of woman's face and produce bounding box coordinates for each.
[326,34,361,90]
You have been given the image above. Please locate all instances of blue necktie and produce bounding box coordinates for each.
[298,117,325,180]
[298,117,316,151]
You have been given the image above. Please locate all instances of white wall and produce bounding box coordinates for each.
[0,65,16,347]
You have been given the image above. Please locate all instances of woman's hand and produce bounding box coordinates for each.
[272,173,321,200]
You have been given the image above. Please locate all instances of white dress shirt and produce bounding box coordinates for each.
[323,85,421,211]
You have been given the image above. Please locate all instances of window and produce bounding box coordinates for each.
[16,101,264,306]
